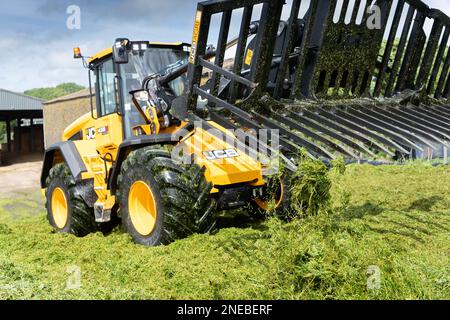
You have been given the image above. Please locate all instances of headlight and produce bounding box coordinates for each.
[133,90,149,102]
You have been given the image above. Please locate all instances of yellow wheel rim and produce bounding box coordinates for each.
[128,181,157,236]
[51,187,68,229]
[255,178,285,211]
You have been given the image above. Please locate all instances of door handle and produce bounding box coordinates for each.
[114,75,120,113]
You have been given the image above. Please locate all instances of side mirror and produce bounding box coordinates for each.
[113,38,130,64]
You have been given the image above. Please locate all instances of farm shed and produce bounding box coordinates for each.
[43,88,95,148]
[0,89,44,163]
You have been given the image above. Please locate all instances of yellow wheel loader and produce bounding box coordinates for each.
[41,40,289,246]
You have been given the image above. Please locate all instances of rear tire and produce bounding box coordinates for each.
[117,146,217,246]
[45,163,97,237]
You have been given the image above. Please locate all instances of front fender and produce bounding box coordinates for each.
[40,141,87,188]
[107,133,183,195]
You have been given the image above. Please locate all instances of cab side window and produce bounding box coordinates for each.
[97,59,117,117]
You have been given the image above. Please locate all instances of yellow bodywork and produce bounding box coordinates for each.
[177,123,264,193]
[61,112,122,210]
[88,47,113,63]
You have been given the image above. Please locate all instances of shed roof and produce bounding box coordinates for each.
[44,88,95,105]
[0,88,43,111]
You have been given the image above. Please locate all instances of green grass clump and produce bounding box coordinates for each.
[290,154,332,216]
[0,163,449,299]
[289,153,346,217]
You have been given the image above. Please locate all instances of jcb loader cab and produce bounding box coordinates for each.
[40,40,288,246]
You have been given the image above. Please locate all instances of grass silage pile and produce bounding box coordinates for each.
[0,162,448,299]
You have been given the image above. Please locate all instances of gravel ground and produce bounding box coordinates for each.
[0,154,43,202]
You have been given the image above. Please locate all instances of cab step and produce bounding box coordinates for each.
[94,203,112,223]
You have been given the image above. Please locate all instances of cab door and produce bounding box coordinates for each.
[94,57,123,159]
[88,57,124,212]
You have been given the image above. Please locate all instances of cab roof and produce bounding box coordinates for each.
[88,42,189,64]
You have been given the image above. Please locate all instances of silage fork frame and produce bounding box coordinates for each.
[186,0,450,162]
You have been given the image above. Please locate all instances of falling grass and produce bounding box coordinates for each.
[289,153,347,217]
[0,163,449,299]
[290,153,332,217]
[262,152,346,218]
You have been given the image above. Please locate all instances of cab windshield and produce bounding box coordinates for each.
[119,47,189,138]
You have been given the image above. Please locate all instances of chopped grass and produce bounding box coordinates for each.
[290,153,332,217]
[0,163,449,299]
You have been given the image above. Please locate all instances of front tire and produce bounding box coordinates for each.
[117,146,217,246]
[45,163,97,236]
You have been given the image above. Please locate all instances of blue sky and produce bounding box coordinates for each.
[0,0,449,92]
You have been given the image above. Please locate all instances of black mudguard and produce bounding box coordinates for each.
[107,132,188,195]
[40,141,87,188]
